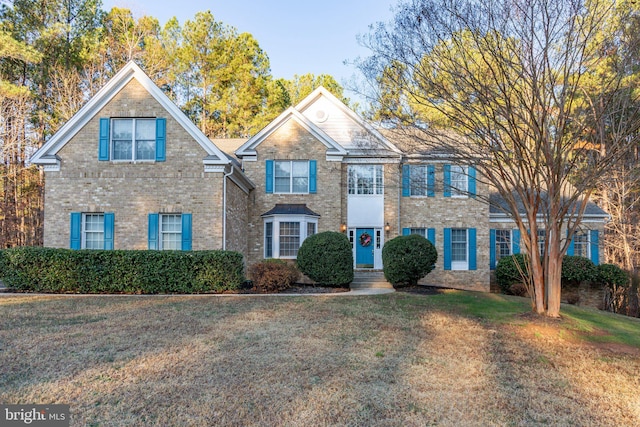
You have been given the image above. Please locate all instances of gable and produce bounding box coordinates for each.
[30,61,230,171]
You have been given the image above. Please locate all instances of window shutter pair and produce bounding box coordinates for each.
[69,212,114,250]
[98,118,166,161]
[443,165,476,198]
[265,160,317,194]
[443,228,477,271]
[402,165,435,197]
[148,213,192,250]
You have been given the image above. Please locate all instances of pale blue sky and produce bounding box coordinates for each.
[101,0,397,97]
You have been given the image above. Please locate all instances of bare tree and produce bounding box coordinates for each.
[358,0,640,316]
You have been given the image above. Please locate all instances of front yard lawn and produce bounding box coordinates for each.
[1,291,639,426]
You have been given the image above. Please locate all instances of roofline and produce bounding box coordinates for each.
[30,61,230,167]
[235,107,347,158]
[295,86,404,155]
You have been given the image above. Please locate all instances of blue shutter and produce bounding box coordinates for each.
[148,213,159,250]
[427,165,435,197]
[468,167,476,198]
[427,228,436,246]
[265,160,274,194]
[181,213,192,250]
[469,228,477,270]
[444,228,452,270]
[590,230,599,265]
[104,213,114,250]
[70,212,81,250]
[443,164,451,197]
[402,228,410,236]
[309,160,317,193]
[155,118,166,162]
[402,164,410,197]
[490,229,496,270]
[98,118,110,161]
[512,229,521,254]
[566,229,574,256]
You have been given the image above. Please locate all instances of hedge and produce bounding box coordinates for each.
[0,247,244,294]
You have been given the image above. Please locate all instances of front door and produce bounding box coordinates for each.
[356,228,375,268]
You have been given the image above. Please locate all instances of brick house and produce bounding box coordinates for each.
[31,62,607,291]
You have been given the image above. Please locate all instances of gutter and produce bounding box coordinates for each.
[222,165,234,250]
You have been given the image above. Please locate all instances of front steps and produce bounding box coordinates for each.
[351,270,394,290]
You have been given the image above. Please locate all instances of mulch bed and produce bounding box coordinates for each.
[395,285,444,295]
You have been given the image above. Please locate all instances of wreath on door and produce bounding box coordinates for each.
[360,232,372,247]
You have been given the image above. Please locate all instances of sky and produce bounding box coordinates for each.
[101,0,398,101]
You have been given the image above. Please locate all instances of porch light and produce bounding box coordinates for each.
[340,223,347,233]
[385,222,391,232]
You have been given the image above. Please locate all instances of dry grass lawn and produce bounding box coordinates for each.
[1,291,639,426]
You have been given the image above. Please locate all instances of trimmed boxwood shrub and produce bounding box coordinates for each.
[382,234,437,287]
[561,255,596,288]
[0,247,244,293]
[296,231,353,286]
[496,254,530,294]
[248,259,299,293]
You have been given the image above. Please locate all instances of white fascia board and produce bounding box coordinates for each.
[30,61,231,167]
[235,107,347,158]
[489,214,609,223]
[295,87,403,155]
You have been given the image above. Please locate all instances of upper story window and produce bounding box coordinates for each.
[112,118,156,161]
[98,117,165,162]
[444,164,476,198]
[275,160,309,193]
[265,160,316,194]
[348,165,383,195]
[450,165,468,196]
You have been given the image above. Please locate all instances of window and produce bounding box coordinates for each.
[348,165,383,195]
[537,229,546,257]
[450,165,467,196]
[264,216,318,258]
[148,213,191,251]
[409,228,427,238]
[451,228,468,269]
[160,214,182,250]
[112,118,156,161]
[573,231,590,258]
[495,229,512,261]
[82,213,104,249]
[274,160,310,193]
[70,212,113,250]
[410,165,427,196]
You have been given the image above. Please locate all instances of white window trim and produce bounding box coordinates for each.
[409,165,428,197]
[111,118,156,162]
[573,231,591,259]
[263,215,318,259]
[450,165,468,198]
[159,213,182,251]
[348,164,384,196]
[81,213,104,250]
[273,160,310,194]
[451,228,469,271]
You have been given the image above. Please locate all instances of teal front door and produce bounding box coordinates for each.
[356,228,375,268]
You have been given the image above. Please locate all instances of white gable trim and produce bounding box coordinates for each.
[295,87,403,155]
[30,61,229,167]
[235,107,347,161]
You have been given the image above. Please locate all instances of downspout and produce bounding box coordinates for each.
[222,165,234,250]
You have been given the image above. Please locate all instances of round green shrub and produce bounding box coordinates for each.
[561,255,596,288]
[595,263,629,288]
[495,254,529,294]
[382,234,437,287]
[296,231,354,286]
